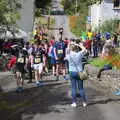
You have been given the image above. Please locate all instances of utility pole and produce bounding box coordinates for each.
[75,0,78,15]
[48,7,51,30]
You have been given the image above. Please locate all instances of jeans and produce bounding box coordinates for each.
[69,71,86,103]
[93,46,98,57]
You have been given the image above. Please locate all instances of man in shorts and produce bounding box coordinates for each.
[55,38,67,81]
[15,49,28,92]
[31,47,44,87]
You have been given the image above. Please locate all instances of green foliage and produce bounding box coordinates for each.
[0,0,21,25]
[89,58,110,68]
[61,0,101,36]
[71,16,86,36]
[35,8,42,17]
[36,16,55,26]
[61,0,101,15]
[89,53,120,69]
[95,19,120,33]
[35,0,52,8]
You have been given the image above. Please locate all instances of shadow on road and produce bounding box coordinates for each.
[0,84,119,120]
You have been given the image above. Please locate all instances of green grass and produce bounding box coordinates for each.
[36,16,55,26]
[89,57,110,68]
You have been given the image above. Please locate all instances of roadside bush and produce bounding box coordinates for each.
[90,54,120,70]
[69,16,86,37]
[95,19,120,33]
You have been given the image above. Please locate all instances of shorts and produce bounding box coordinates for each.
[33,63,43,73]
[51,58,56,65]
[16,64,25,74]
[56,57,65,64]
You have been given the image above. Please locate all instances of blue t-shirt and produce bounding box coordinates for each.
[105,32,111,40]
[51,47,56,58]
[96,33,101,40]
[55,41,66,58]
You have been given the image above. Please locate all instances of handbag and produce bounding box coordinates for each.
[70,55,89,80]
[78,69,89,80]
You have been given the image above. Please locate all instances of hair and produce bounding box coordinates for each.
[76,39,80,44]
[69,44,82,52]
[69,44,78,52]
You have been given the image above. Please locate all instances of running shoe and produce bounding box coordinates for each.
[39,81,44,86]
[63,76,69,81]
[115,91,120,96]
[36,82,44,87]
[27,81,33,84]
[16,87,20,92]
[56,76,59,81]
[16,87,24,92]
[82,102,87,107]
[71,102,77,108]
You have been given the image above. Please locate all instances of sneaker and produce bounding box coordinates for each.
[16,87,24,92]
[82,102,87,107]
[39,81,44,86]
[16,87,20,92]
[63,76,68,81]
[27,81,32,84]
[115,91,120,96]
[36,82,43,87]
[71,102,77,108]
[98,79,102,81]
[56,76,59,81]
[36,82,40,87]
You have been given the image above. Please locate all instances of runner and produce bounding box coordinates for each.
[55,38,67,81]
[42,42,49,73]
[15,48,28,92]
[27,51,34,83]
[31,44,44,87]
[48,41,57,77]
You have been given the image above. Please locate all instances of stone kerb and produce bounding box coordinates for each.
[0,72,13,89]
[87,64,120,92]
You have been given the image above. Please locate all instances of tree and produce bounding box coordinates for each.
[0,0,21,25]
[4,0,21,25]
[61,0,101,15]
[60,0,101,35]
[35,0,52,8]
[0,0,22,37]
[35,0,52,16]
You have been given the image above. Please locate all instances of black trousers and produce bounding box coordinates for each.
[97,65,112,78]
[27,64,32,81]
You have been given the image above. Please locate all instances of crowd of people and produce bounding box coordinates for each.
[0,26,119,107]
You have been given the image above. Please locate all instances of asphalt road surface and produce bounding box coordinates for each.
[51,0,76,39]
[2,79,120,120]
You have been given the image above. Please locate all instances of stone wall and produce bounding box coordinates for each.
[87,64,120,92]
[0,72,16,91]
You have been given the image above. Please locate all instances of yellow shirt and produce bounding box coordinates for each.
[87,32,93,39]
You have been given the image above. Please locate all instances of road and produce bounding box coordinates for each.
[54,15,76,39]
[51,0,76,39]
[17,0,35,40]
[2,79,120,120]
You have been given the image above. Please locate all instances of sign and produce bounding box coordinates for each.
[87,16,91,23]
